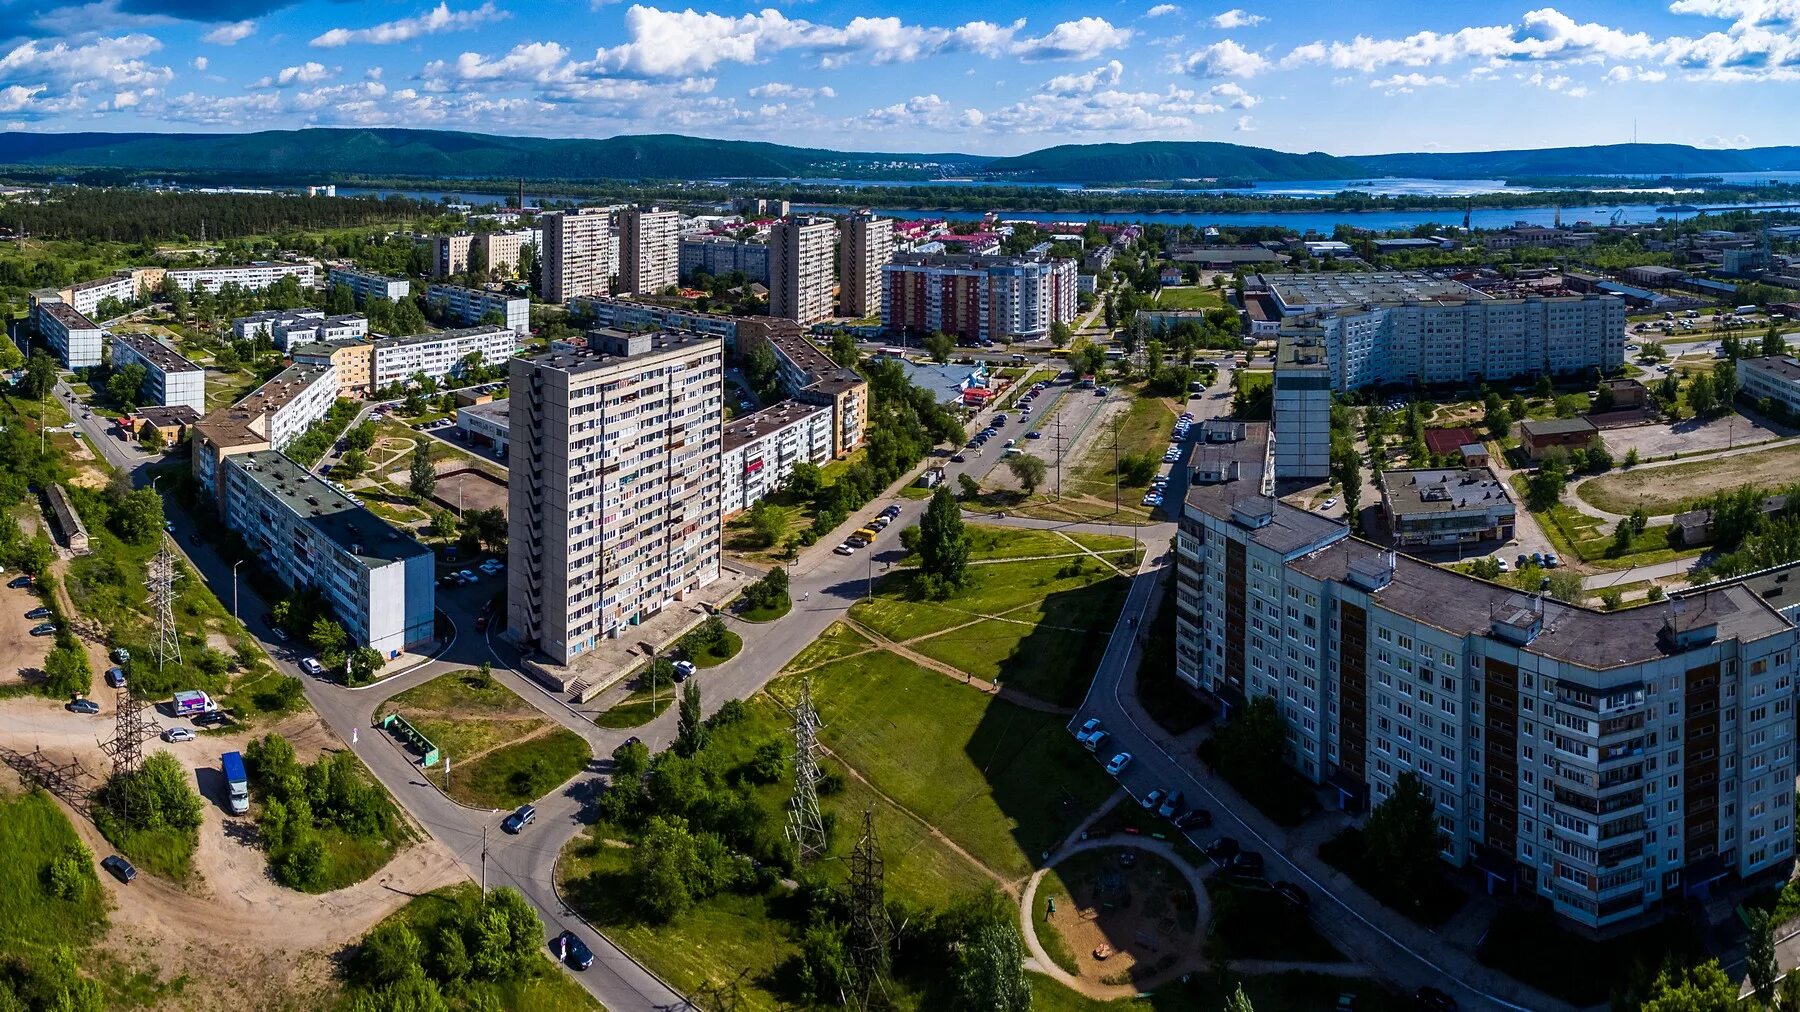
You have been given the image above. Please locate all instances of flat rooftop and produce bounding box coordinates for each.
[40,302,99,329]
[1378,467,1514,517]
[197,362,335,448]
[379,324,511,349]
[232,450,430,567]
[1742,355,1800,385]
[460,398,510,426]
[136,404,200,426]
[112,332,202,374]
[522,328,722,376]
[1254,271,1486,310]
[722,398,827,453]
[1519,416,1599,438]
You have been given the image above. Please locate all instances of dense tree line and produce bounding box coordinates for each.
[2,189,436,243]
[346,886,545,1012]
[245,733,397,891]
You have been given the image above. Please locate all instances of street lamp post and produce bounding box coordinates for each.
[232,560,242,622]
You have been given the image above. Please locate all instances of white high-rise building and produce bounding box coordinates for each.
[506,330,724,664]
[769,216,837,324]
[540,208,611,302]
[618,207,680,295]
[839,211,894,318]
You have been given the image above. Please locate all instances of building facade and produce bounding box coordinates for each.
[769,216,837,324]
[540,208,611,302]
[1271,326,1333,479]
[678,236,770,284]
[736,324,868,457]
[1377,467,1517,547]
[426,233,473,278]
[328,266,410,305]
[839,212,895,319]
[110,332,206,415]
[222,450,434,655]
[291,341,375,399]
[190,362,339,507]
[1740,356,1800,417]
[720,399,833,516]
[567,296,744,347]
[425,284,530,334]
[1174,423,1799,931]
[881,253,1079,342]
[505,331,724,664]
[270,314,369,352]
[36,302,103,368]
[163,262,317,293]
[618,207,680,296]
[457,399,510,455]
[370,326,515,392]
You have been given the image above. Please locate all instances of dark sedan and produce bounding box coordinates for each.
[552,930,594,970]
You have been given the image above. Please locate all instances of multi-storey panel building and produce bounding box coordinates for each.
[425,233,473,278]
[270,314,369,351]
[769,216,837,324]
[371,326,515,392]
[618,207,680,295]
[540,209,611,302]
[881,253,1078,342]
[678,236,769,284]
[737,325,868,458]
[839,211,894,318]
[65,273,138,317]
[425,284,530,334]
[110,332,206,415]
[1740,356,1800,417]
[191,362,339,506]
[163,262,317,293]
[291,341,374,399]
[719,399,833,516]
[567,295,745,348]
[36,302,104,368]
[506,331,724,664]
[1173,422,1799,930]
[222,450,434,655]
[328,266,410,304]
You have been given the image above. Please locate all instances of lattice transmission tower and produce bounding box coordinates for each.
[148,534,181,670]
[100,683,162,818]
[785,675,828,863]
[848,808,892,1010]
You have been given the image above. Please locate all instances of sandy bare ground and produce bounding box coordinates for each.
[0,698,464,1010]
[0,580,51,686]
[1599,412,1794,461]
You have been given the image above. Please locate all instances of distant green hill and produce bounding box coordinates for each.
[980,141,1358,182]
[0,128,987,181]
[1345,143,1800,179]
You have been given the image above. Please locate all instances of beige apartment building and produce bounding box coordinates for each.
[505,330,724,665]
[540,208,611,302]
[769,215,837,324]
[618,207,680,295]
[838,211,893,318]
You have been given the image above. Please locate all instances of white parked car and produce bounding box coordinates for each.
[1320,497,1338,510]
[299,657,324,676]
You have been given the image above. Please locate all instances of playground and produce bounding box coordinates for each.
[1029,842,1203,991]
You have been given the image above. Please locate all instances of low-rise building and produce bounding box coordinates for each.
[45,484,89,553]
[371,325,514,393]
[719,399,833,516]
[291,341,375,399]
[1518,416,1601,460]
[110,332,206,415]
[567,296,745,348]
[328,266,410,305]
[456,399,510,456]
[1740,356,1800,417]
[163,261,317,293]
[36,301,103,368]
[425,284,529,334]
[222,450,434,655]
[127,404,200,446]
[1377,466,1516,547]
[1625,265,1688,288]
[271,314,368,351]
[191,362,339,507]
[736,323,868,457]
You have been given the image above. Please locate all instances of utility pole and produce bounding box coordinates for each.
[481,824,488,894]
[231,559,242,622]
[1112,410,1121,517]
[847,808,892,1009]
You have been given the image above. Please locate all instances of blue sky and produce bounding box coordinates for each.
[0,0,1797,155]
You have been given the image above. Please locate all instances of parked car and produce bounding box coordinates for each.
[951,453,967,462]
[672,660,697,680]
[502,804,536,833]
[1083,730,1110,754]
[1229,851,1265,878]
[100,855,136,884]
[194,710,230,728]
[110,647,130,664]
[1076,717,1102,741]
[29,623,56,637]
[272,627,290,642]
[1273,881,1309,909]
[1203,837,1241,863]
[1026,431,1042,439]
[299,657,324,676]
[7,575,32,589]
[1141,788,1166,811]
[1543,552,1560,568]
[1157,790,1184,819]
[474,615,489,632]
[67,697,100,714]
[25,606,50,619]
[552,930,594,971]
[1321,498,1338,510]
[162,727,196,743]
[834,543,857,556]
[1172,808,1212,830]
[104,667,127,688]
[1105,751,1133,776]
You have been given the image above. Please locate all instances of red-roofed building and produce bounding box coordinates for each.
[1424,427,1479,458]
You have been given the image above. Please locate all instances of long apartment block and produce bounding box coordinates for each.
[191,362,339,506]
[736,323,868,457]
[36,301,104,368]
[222,450,434,655]
[505,330,724,665]
[328,266,410,304]
[110,332,206,415]
[370,325,515,392]
[881,252,1078,342]
[720,399,833,516]
[1173,421,1799,930]
[425,284,530,334]
[163,261,317,293]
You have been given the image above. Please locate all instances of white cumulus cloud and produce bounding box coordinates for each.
[202,21,256,46]
[311,2,509,48]
[1178,38,1268,77]
[1211,9,1265,29]
[1146,4,1180,17]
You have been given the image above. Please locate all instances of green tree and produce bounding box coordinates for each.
[1224,983,1256,1012]
[923,330,955,364]
[337,449,368,480]
[408,441,436,500]
[1363,772,1445,902]
[1747,906,1779,1006]
[1688,371,1718,416]
[1484,404,1511,441]
[357,922,425,986]
[785,461,822,498]
[1640,960,1736,1012]
[1005,452,1048,494]
[1526,467,1566,511]
[795,922,854,1004]
[347,647,384,685]
[139,419,167,452]
[1049,320,1073,348]
[674,678,706,758]
[957,473,981,500]
[0,336,22,372]
[629,815,703,922]
[112,488,165,545]
[952,921,1030,1012]
[106,362,148,409]
[345,421,377,451]
[468,887,542,980]
[1333,450,1362,531]
[745,500,785,548]
[1211,696,1286,798]
[916,485,970,598]
[1546,569,1586,603]
[1713,357,1739,407]
[21,349,57,400]
[828,331,859,367]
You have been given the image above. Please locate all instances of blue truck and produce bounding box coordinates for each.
[220,751,249,815]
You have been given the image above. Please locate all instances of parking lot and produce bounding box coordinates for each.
[1599,411,1794,460]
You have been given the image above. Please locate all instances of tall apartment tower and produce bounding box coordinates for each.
[506,330,725,665]
[768,215,837,324]
[539,208,611,302]
[618,207,681,296]
[838,211,893,318]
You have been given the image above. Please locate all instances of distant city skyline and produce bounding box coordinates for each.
[2,1,1799,155]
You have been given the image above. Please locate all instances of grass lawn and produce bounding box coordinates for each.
[1028,972,1406,1012]
[910,614,1115,706]
[0,789,107,956]
[350,883,601,1011]
[1579,440,1800,515]
[593,681,677,728]
[897,523,1080,565]
[780,621,872,673]
[768,649,1118,881]
[850,554,1131,646]
[690,629,742,668]
[91,818,196,882]
[1152,286,1224,309]
[387,670,590,808]
[1506,475,1701,573]
[739,596,792,622]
